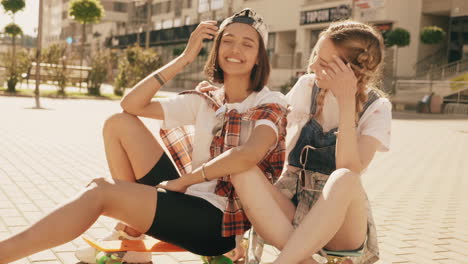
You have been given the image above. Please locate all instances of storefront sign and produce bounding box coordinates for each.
[300,5,352,25]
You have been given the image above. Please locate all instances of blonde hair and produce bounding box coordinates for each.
[308,20,386,118]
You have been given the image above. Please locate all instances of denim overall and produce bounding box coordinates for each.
[288,83,379,176]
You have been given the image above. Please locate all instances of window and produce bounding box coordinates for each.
[211,0,223,10]
[114,2,127,13]
[185,0,192,8]
[162,19,173,29]
[267,33,276,57]
[174,18,182,27]
[153,3,162,15]
[185,15,191,25]
[155,21,162,30]
[198,0,209,13]
[166,0,172,13]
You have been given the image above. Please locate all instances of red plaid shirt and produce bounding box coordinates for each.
[160,89,288,237]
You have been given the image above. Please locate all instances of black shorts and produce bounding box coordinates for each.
[136,153,236,256]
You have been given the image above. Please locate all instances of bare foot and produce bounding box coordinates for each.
[115,222,143,238]
[224,244,245,262]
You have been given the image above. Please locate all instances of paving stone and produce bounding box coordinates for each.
[1,97,467,263]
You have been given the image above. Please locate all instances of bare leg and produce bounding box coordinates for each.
[102,112,165,235]
[103,112,164,182]
[0,177,158,264]
[231,168,316,264]
[273,168,368,264]
[231,167,295,250]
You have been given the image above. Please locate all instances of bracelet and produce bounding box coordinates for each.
[201,163,209,182]
[153,72,166,86]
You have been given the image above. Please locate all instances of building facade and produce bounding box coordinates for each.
[42,0,468,90]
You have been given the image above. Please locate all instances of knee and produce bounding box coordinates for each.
[103,112,138,137]
[84,177,114,211]
[327,168,361,189]
[230,167,263,188]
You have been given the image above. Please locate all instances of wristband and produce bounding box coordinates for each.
[201,163,209,182]
[153,72,166,86]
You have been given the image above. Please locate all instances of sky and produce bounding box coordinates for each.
[0,0,39,37]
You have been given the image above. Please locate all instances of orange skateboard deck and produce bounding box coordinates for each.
[82,235,186,252]
[82,236,234,264]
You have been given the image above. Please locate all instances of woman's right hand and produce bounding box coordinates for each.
[182,21,218,64]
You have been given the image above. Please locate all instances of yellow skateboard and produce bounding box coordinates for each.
[82,235,233,264]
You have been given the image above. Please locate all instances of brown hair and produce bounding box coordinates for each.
[308,20,386,118]
[204,27,270,92]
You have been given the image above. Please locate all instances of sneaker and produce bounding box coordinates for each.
[75,229,152,263]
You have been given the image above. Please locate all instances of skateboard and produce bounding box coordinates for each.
[82,236,233,264]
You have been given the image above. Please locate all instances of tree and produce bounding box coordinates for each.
[1,49,31,92]
[114,45,162,95]
[420,26,445,45]
[68,0,104,88]
[42,43,69,96]
[34,0,43,108]
[386,28,410,47]
[87,51,110,96]
[1,0,26,92]
[420,26,446,93]
[1,0,24,11]
[385,28,410,94]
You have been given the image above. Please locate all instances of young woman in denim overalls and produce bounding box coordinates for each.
[213,21,392,264]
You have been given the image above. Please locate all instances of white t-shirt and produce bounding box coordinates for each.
[285,74,392,157]
[158,87,287,211]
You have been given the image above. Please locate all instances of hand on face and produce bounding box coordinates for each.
[315,55,357,100]
[183,21,218,64]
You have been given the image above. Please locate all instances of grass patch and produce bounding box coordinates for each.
[0,87,122,100]
[0,88,166,100]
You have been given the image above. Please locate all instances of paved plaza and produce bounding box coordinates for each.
[0,95,467,264]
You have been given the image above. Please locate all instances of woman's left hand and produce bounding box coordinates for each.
[157,178,189,193]
[319,55,358,100]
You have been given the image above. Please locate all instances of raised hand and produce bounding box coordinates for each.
[316,55,358,100]
[182,21,218,64]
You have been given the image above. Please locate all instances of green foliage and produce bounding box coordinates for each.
[87,51,109,96]
[4,22,22,37]
[114,45,162,95]
[280,76,299,94]
[1,49,32,92]
[172,46,185,56]
[41,43,69,95]
[420,26,445,45]
[199,47,207,57]
[385,28,410,48]
[68,0,104,24]
[1,0,25,14]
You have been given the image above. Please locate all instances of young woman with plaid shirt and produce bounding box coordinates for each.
[0,9,289,264]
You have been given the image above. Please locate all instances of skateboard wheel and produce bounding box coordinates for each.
[201,255,233,264]
[96,253,123,264]
[96,254,109,264]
